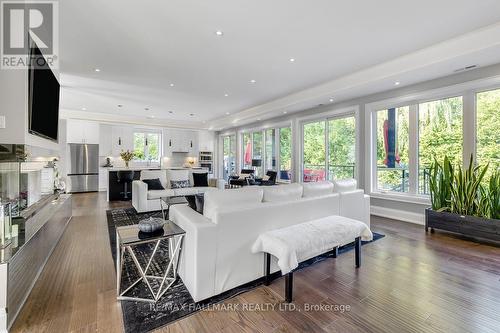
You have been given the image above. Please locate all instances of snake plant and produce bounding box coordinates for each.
[429,155,498,219]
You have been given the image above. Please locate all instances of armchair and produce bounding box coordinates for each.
[228,169,254,188]
[254,170,277,186]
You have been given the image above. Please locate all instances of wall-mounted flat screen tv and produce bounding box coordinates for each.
[28,43,60,142]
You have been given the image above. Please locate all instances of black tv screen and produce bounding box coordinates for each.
[28,44,60,142]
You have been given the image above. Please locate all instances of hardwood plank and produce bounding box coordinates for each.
[10,193,500,333]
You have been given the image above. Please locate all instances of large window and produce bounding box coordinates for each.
[302,114,357,182]
[418,96,463,194]
[279,127,292,181]
[329,116,356,180]
[375,107,410,192]
[241,126,292,180]
[476,88,500,177]
[303,121,326,182]
[265,129,276,172]
[133,131,160,162]
[222,135,236,180]
[252,132,263,176]
[242,132,252,170]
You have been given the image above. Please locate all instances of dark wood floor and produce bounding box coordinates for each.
[11,192,500,333]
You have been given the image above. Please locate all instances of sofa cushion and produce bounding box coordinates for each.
[192,172,209,187]
[147,189,175,200]
[262,183,303,203]
[302,181,333,197]
[141,170,167,189]
[204,187,264,221]
[166,169,190,188]
[173,187,200,196]
[142,178,165,190]
[333,179,357,193]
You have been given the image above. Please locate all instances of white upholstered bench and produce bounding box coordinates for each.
[252,215,372,302]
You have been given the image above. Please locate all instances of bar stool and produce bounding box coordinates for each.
[117,170,135,200]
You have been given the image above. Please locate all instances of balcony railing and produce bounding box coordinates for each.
[303,164,355,182]
[303,164,431,194]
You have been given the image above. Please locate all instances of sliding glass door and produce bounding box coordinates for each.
[222,135,236,180]
[303,121,326,182]
[240,125,292,181]
[328,116,356,180]
[302,114,357,182]
[279,127,292,181]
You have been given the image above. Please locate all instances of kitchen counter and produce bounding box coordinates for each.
[106,167,207,201]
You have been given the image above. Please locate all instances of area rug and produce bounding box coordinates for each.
[107,208,385,333]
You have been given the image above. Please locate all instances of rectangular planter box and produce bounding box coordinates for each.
[425,208,500,243]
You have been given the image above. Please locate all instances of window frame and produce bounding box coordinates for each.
[298,106,360,183]
[238,120,293,182]
[365,77,500,204]
[132,130,162,162]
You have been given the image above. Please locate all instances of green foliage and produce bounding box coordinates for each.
[449,156,488,216]
[279,127,292,170]
[429,156,453,211]
[476,89,500,180]
[429,155,499,219]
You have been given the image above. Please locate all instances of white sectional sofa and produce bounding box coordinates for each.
[169,179,370,302]
[132,169,223,213]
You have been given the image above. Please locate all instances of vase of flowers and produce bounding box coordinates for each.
[120,150,134,168]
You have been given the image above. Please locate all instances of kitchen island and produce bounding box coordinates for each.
[106,167,205,201]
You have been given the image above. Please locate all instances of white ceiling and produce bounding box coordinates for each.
[59,0,500,130]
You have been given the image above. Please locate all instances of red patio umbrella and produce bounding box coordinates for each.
[244,140,252,165]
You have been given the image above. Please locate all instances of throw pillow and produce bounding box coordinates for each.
[262,175,270,181]
[238,173,251,180]
[142,178,165,190]
[192,172,209,187]
[170,180,191,189]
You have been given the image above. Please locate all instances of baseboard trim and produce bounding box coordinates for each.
[371,205,425,225]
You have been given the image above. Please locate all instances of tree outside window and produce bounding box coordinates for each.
[133,132,160,162]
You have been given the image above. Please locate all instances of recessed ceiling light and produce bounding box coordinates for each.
[169,83,175,87]
[94,68,100,72]
[249,79,256,84]
[144,107,150,111]
[224,93,229,97]
[289,58,295,62]
[394,81,401,86]
[168,111,174,114]
[215,30,224,36]
[257,118,261,121]
[283,111,288,114]
[117,104,123,107]
[81,107,87,110]
[189,113,195,116]
[329,98,334,102]
[225,112,230,115]
[147,115,155,119]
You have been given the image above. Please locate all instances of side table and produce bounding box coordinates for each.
[116,221,185,303]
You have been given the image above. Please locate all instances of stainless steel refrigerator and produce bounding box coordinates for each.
[67,143,99,193]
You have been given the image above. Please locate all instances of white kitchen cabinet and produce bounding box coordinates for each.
[111,126,133,155]
[163,129,198,155]
[99,124,113,156]
[66,119,100,144]
[198,130,215,152]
